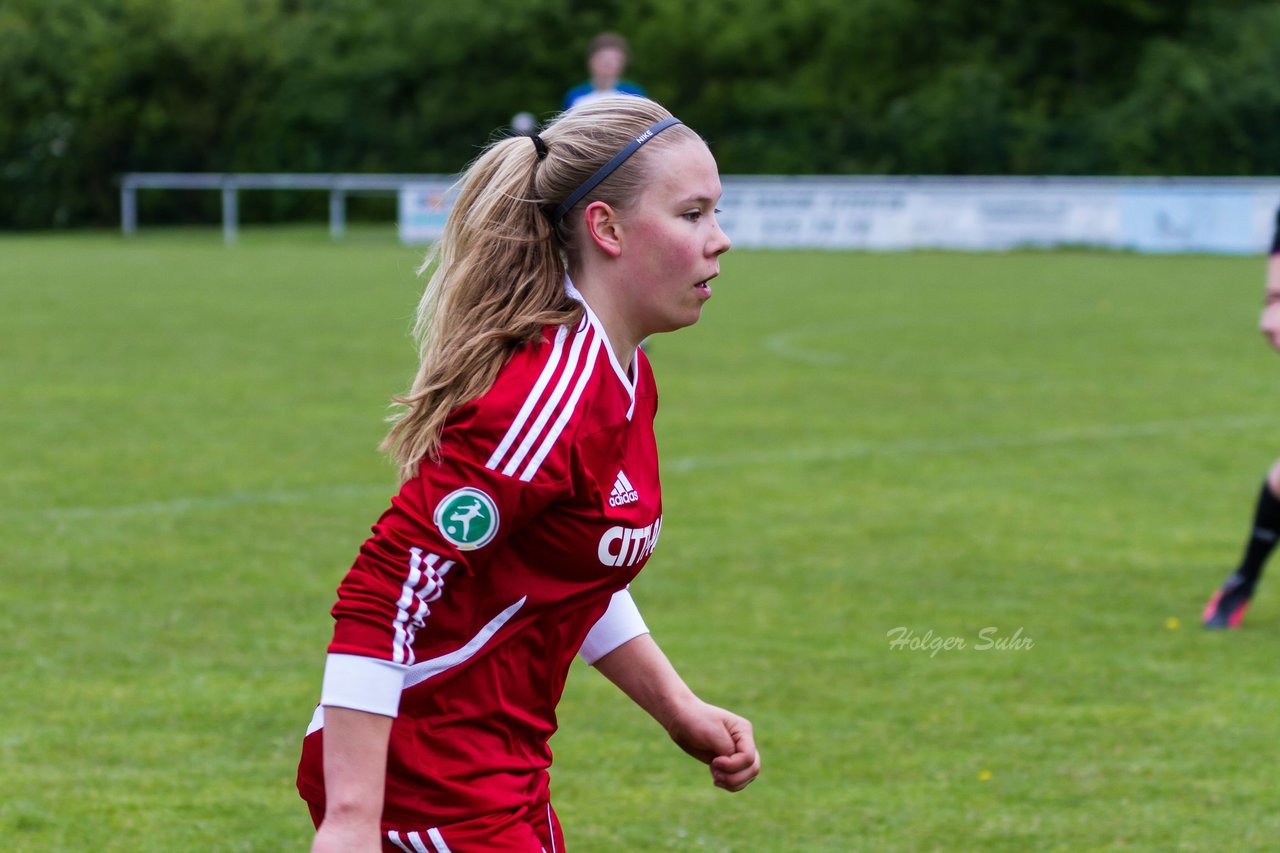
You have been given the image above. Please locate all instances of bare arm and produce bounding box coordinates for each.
[310,707,393,853]
[592,634,760,791]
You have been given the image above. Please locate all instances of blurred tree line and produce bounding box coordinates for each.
[3,0,1279,228]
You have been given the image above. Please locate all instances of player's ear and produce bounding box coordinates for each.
[583,201,623,258]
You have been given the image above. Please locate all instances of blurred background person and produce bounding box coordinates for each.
[562,32,646,111]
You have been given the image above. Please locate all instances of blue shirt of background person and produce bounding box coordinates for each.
[562,32,647,111]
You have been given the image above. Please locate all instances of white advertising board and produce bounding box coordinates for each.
[716,177,1280,254]
[398,181,459,244]
[400,176,1280,254]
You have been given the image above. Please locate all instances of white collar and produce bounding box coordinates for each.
[566,275,638,415]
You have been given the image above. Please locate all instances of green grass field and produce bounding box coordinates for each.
[4,226,1280,851]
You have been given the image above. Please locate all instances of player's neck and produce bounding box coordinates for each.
[568,274,639,370]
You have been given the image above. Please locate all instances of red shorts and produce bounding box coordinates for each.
[307,800,566,853]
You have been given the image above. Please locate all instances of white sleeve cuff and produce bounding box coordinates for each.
[320,653,408,718]
[579,588,649,665]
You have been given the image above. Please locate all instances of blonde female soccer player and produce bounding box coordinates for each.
[297,96,760,851]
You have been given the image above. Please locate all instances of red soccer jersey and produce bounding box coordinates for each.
[297,302,663,828]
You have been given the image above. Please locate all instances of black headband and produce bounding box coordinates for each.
[531,134,548,161]
[551,117,683,224]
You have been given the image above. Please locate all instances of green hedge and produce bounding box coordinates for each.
[3,0,1279,228]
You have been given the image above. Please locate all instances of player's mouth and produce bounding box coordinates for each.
[694,272,717,298]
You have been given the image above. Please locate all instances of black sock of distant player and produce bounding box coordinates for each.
[1236,481,1280,585]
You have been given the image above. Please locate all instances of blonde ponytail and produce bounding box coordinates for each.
[382,97,701,482]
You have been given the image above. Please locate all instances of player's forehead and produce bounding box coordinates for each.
[639,138,721,204]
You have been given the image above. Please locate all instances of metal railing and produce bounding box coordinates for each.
[119,172,453,243]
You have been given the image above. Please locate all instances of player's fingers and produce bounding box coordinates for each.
[711,749,761,791]
[709,716,756,766]
[710,738,760,773]
[710,719,761,791]
[725,717,756,760]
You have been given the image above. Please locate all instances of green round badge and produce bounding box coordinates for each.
[434,487,499,551]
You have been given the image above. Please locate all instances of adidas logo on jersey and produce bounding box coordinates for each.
[608,470,640,507]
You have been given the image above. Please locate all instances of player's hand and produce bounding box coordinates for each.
[1261,301,1280,352]
[665,699,761,792]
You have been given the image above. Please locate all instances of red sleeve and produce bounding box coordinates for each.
[326,329,580,666]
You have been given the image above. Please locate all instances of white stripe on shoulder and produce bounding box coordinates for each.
[497,323,595,479]
[486,326,568,471]
[520,331,601,481]
[402,596,527,689]
[386,831,413,853]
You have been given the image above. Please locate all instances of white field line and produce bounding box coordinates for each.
[762,330,847,365]
[762,320,917,366]
[6,414,1271,521]
[662,413,1274,473]
[7,483,392,523]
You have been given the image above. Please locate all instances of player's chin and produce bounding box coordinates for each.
[654,305,705,334]
[679,305,706,329]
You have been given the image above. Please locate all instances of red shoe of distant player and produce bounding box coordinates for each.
[1203,572,1254,629]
